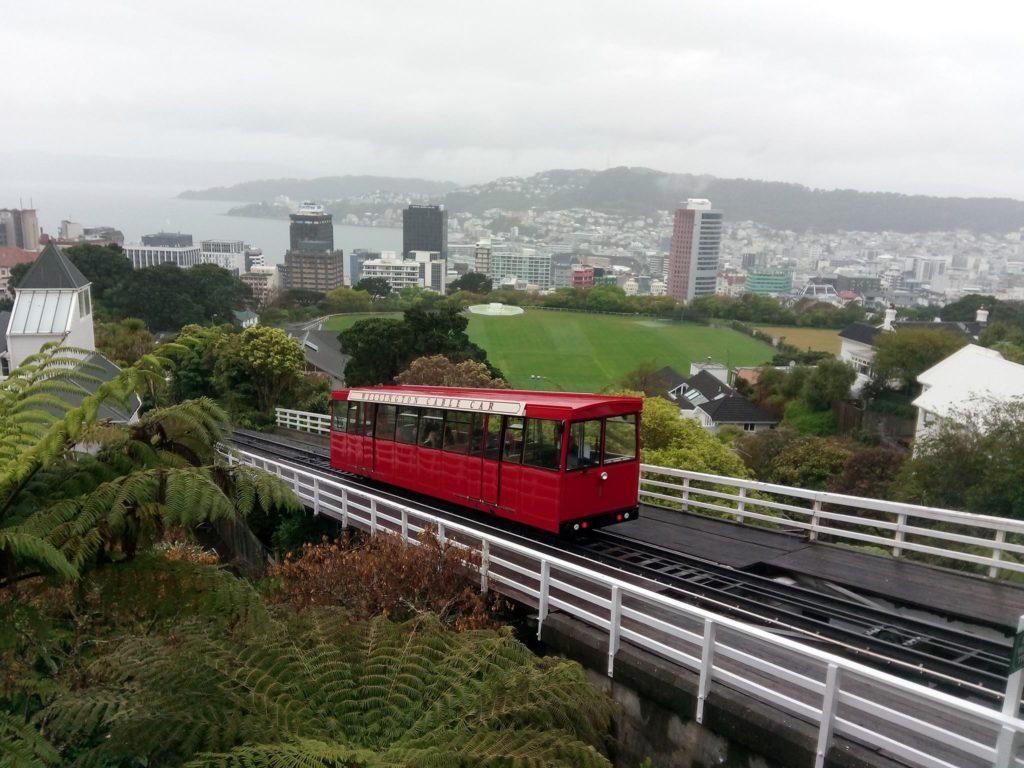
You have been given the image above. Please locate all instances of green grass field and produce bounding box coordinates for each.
[470,310,773,391]
[321,309,775,391]
[322,313,404,332]
[753,326,842,355]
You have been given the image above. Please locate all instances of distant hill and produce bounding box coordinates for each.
[445,167,1024,233]
[181,167,1024,233]
[178,175,459,201]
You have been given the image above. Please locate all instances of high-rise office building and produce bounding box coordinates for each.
[281,202,344,293]
[126,236,202,269]
[403,205,447,261]
[289,202,334,252]
[667,199,722,302]
[411,250,446,293]
[0,209,40,251]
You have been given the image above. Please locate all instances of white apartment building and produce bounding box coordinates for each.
[488,246,552,290]
[411,250,446,293]
[240,265,281,306]
[125,243,203,270]
[361,252,422,292]
[200,239,246,273]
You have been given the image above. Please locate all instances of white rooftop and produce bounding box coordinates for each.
[913,344,1024,420]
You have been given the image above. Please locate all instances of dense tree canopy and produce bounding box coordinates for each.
[871,328,967,392]
[214,326,307,414]
[64,242,133,302]
[353,276,392,298]
[95,317,156,366]
[340,303,499,387]
[449,271,493,294]
[894,402,1024,519]
[395,355,508,388]
[324,286,373,313]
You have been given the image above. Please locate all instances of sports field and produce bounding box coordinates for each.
[753,326,842,355]
[322,312,403,332]
[469,310,773,391]
[322,309,775,391]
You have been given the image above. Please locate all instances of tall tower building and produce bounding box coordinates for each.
[667,199,722,303]
[281,202,344,293]
[402,205,447,261]
[0,209,40,251]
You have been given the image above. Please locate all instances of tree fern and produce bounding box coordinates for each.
[41,592,613,768]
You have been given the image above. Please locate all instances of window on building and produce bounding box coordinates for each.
[418,408,444,449]
[345,402,363,435]
[396,407,419,444]
[375,404,397,441]
[443,410,472,454]
[502,417,525,464]
[566,420,602,470]
[603,414,637,463]
[522,418,563,471]
[743,423,756,432]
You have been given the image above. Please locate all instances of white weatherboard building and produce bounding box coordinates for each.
[912,344,1024,442]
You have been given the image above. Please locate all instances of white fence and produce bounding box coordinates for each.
[274,407,1024,579]
[275,408,331,435]
[229,446,1024,768]
[640,465,1024,579]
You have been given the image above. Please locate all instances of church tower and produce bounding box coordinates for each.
[5,242,94,369]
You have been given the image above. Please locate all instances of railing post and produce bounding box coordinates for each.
[681,476,691,510]
[536,560,550,640]
[990,529,1007,578]
[809,499,822,542]
[607,585,622,677]
[401,508,409,542]
[696,618,717,724]
[815,663,840,768]
[480,540,490,594]
[996,615,1024,768]
[340,488,349,529]
[312,476,320,516]
[736,487,747,525]
[892,512,907,557]
[370,498,378,535]
[437,521,446,548]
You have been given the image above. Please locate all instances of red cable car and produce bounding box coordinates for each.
[330,386,642,534]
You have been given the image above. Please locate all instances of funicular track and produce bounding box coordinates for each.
[229,428,1013,702]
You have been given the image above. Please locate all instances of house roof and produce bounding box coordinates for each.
[838,322,880,345]
[894,320,982,339]
[913,344,1024,422]
[232,310,258,323]
[17,243,89,290]
[297,329,350,382]
[643,365,687,397]
[697,394,778,424]
[685,369,735,400]
[0,246,37,269]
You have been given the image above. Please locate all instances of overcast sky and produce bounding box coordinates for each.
[7,1,1024,197]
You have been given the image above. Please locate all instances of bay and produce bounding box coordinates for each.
[0,182,402,266]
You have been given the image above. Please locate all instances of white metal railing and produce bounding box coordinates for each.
[640,465,1024,579]
[226,445,1024,768]
[275,408,331,435]
[273,407,1024,579]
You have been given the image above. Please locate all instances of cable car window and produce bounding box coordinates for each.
[361,404,376,436]
[483,415,503,460]
[522,419,563,471]
[395,407,420,444]
[603,414,637,463]
[332,402,347,431]
[469,413,487,455]
[566,420,602,470]
[346,402,363,435]
[418,408,444,450]
[375,404,397,441]
[443,410,472,454]
[502,417,525,464]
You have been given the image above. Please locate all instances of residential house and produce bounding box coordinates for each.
[912,344,1024,443]
[677,369,778,433]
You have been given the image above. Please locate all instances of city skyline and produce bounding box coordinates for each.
[6,1,1024,199]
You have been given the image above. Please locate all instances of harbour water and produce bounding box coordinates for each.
[0,182,402,265]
